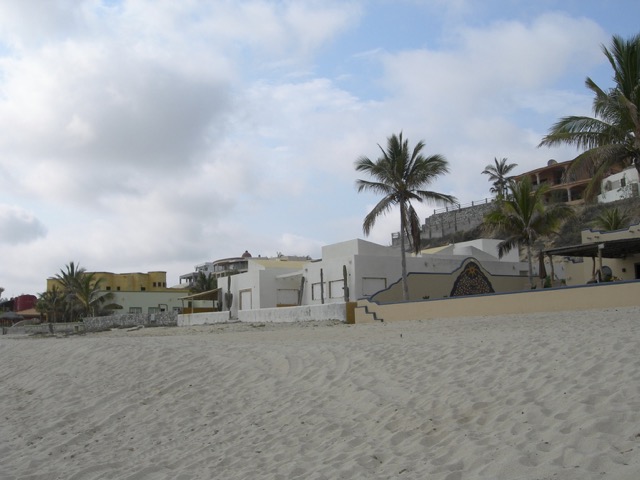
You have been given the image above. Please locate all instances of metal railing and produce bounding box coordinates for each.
[430,197,493,216]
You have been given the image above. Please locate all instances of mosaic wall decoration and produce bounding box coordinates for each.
[449,261,495,297]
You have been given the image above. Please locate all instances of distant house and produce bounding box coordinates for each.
[513,159,592,205]
[597,166,640,203]
[46,271,190,314]
[179,251,254,287]
[545,223,640,286]
[223,238,528,313]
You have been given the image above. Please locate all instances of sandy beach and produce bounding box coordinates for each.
[2,307,640,479]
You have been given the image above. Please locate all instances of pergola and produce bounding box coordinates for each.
[544,237,640,283]
[179,288,221,313]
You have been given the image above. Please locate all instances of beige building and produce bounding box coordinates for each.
[545,224,640,285]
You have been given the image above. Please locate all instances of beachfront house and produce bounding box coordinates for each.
[223,238,529,313]
[596,166,640,204]
[544,223,640,286]
[46,271,191,315]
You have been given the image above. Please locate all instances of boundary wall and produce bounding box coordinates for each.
[355,280,640,323]
[178,303,349,327]
[83,312,177,331]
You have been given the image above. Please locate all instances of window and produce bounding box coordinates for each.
[141,287,146,291]
[129,307,142,314]
[116,286,121,291]
[106,286,111,291]
[152,282,157,287]
[148,307,158,314]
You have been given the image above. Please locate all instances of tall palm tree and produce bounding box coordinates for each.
[484,177,573,289]
[355,132,457,301]
[481,157,518,198]
[539,34,640,199]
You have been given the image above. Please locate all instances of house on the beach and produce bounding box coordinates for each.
[544,223,640,286]
[214,238,529,317]
[46,271,190,315]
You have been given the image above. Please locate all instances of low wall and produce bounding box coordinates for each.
[238,303,347,323]
[178,303,348,326]
[355,280,640,323]
[178,311,231,327]
[83,312,178,331]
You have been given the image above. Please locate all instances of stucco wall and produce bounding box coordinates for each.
[178,311,231,326]
[238,303,347,323]
[178,303,348,326]
[370,258,528,303]
[355,280,640,323]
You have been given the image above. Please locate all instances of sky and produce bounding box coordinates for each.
[1,0,639,298]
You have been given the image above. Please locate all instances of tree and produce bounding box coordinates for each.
[355,132,457,301]
[73,273,113,318]
[55,261,87,321]
[539,33,640,199]
[481,157,518,198]
[190,271,217,294]
[36,287,65,323]
[53,261,112,320]
[592,206,630,231]
[484,177,573,289]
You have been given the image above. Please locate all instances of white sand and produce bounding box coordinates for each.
[1,308,639,480]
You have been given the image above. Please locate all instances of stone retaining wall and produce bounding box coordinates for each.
[424,202,495,239]
[83,312,178,332]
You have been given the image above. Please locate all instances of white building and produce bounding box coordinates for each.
[223,238,528,316]
[597,167,640,203]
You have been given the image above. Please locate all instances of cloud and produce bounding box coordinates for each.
[0,1,635,298]
[0,205,47,244]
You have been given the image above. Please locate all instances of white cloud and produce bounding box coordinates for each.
[0,205,47,244]
[0,1,636,297]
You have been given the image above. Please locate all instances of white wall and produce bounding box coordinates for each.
[177,303,347,326]
[301,238,527,304]
[598,167,639,203]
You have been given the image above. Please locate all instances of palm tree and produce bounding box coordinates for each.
[481,157,518,198]
[36,287,65,323]
[190,271,217,294]
[355,132,457,300]
[592,206,631,231]
[55,261,87,321]
[73,273,113,318]
[539,34,640,199]
[484,177,573,289]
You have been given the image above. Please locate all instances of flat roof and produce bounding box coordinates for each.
[544,237,640,259]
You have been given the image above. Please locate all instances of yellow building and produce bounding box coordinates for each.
[47,271,176,293]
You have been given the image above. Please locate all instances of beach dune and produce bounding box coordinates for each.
[1,308,639,479]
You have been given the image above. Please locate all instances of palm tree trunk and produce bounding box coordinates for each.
[400,203,409,301]
[526,242,534,289]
